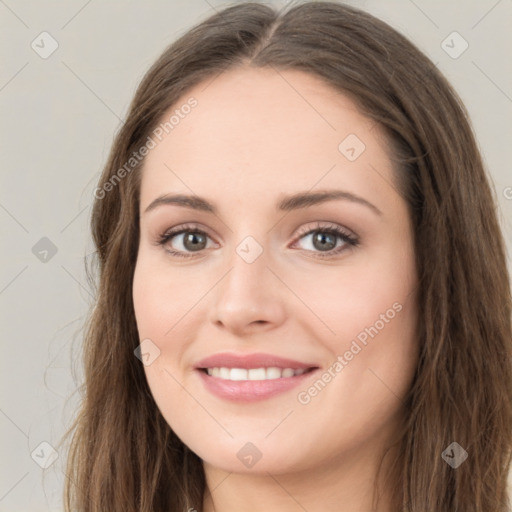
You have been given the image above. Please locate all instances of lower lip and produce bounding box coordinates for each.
[196,368,318,402]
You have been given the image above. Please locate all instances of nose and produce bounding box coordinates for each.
[209,244,286,336]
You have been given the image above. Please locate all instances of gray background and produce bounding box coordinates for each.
[1,0,511,509]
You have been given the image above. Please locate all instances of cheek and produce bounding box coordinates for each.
[132,253,204,339]
[132,254,207,400]
[285,242,418,421]
[283,250,416,354]
[132,262,197,436]
[291,293,418,464]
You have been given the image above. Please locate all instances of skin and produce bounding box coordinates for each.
[132,66,419,512]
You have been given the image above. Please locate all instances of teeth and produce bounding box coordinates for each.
[248,368,266,380]
[205,367,307,380]
[230,368,248,381]
[219,367,230,379]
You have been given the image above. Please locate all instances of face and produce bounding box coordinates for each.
[132,66,418,476]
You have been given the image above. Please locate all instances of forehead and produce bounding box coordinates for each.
[140,66,393,207]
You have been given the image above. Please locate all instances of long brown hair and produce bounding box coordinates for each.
[60,2,512,510]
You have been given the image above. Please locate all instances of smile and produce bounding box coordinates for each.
[194,352,320,402]
[203,367,310,380]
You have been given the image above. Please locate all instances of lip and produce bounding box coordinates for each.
[194,352,318,370]
[194,352,320,403]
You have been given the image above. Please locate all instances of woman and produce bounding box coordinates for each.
[62,2,512,510]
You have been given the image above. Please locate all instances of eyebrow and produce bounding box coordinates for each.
[143,189,382,216]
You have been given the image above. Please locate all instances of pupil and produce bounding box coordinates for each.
[313,231,336,251]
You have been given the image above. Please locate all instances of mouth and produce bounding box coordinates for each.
[194,352,320,402]
[198,366,317,380]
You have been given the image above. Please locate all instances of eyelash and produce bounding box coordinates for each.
[157,222,359,260]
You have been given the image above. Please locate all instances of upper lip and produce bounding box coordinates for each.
[194,352,319,370]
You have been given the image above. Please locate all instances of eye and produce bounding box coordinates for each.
[157,223,216,258]
[157,222,359,259]
[291,222,359,258]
